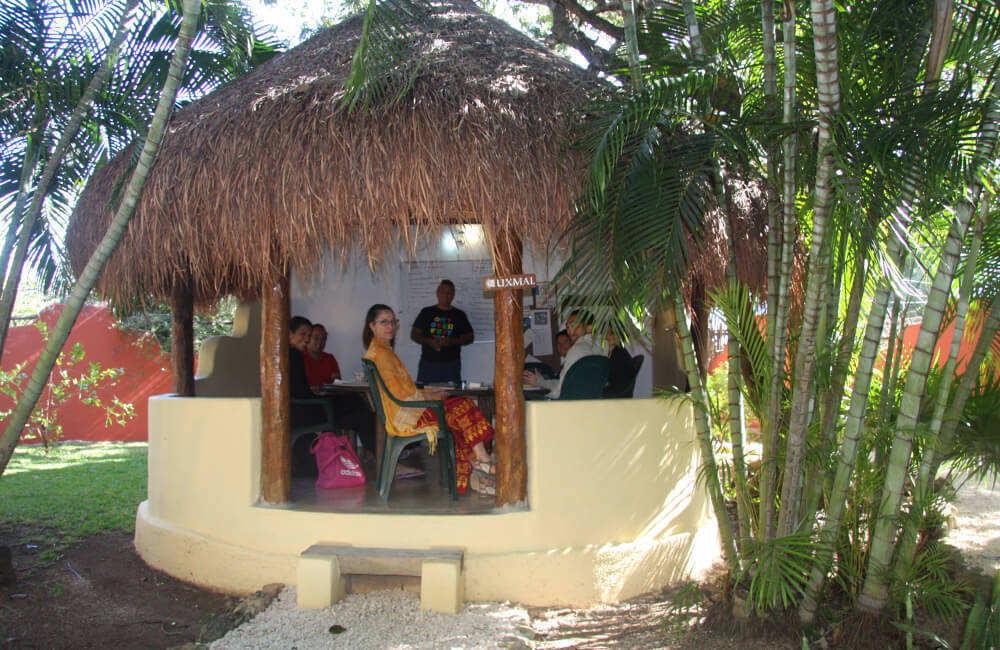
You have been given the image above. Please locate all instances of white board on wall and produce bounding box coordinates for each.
[400,259,496,341]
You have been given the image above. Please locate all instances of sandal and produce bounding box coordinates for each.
[469,471,496,496]
[471,459,495,475]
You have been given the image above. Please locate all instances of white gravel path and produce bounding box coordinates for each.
[210,587,533,649]
[945,475,1000,576]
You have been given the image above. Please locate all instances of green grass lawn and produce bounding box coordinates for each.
[0,442,147,556]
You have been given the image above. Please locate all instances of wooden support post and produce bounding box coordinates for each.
[260,275,291,504]
[491,235,527,506]
[170,276,195,396]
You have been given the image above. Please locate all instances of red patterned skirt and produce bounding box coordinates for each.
[415,396,494,494]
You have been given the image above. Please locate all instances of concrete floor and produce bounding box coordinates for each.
[286,441,501,515]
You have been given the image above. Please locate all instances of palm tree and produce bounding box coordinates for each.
[0,0,206,473]
[0,0,278,360]
[0,0,278,474]
[554,0,1000,620]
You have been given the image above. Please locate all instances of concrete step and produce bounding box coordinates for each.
[297,544,465,613]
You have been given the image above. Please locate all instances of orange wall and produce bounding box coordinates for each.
[1,304,174,442]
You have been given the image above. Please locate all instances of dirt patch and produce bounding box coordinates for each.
[0,529,232,649]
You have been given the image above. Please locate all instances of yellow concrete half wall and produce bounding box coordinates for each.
[136,395,721,606]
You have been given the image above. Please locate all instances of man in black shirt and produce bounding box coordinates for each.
[410,279,474,384]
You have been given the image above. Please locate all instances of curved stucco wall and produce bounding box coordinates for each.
[136,395,720,606]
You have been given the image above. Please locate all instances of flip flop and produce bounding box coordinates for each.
[471,459,495,475]
[470,471,495,496]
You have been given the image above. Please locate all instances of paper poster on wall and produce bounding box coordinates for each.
[530,309,553,356]
[401,260,496,341]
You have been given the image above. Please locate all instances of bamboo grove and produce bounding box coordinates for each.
[554,0,1000,625]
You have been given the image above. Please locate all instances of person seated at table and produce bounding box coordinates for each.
[555,329,572,361]
[603,326,633,397]
[363,304,496,496]
[289,316,324,475]
[522,310,606,399]
[289,315,314,401]
[303,323,341,386]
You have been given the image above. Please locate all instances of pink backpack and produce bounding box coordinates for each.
[310,433,365,489]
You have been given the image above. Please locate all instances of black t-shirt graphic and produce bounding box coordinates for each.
[412,305,473,363]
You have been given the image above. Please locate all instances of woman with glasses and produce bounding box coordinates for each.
[363,304,495,495]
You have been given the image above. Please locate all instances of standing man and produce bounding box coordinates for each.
[411,279,474,384]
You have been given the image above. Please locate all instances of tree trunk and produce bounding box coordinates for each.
[0,0,140,361]
[761,0,798,541]
[857,85,1000,614]
[492,233,527,506]
[674,298,739,574]
[0,117,45,306]
[777,0,841,538]
[798,236,902,623]
[171,275,196,397]
[260,275,291,504]
[621,0,642,85]
[0,0,200,476]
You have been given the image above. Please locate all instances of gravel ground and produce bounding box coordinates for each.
[210,587,533,649]
[945,475,1000,576]
[208,478,1000,649]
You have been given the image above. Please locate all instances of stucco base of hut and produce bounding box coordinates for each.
[134,394,721,606]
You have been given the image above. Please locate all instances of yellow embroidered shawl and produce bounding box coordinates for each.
[364,338,439,453]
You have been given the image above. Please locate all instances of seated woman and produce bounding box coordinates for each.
[363,304,495,496]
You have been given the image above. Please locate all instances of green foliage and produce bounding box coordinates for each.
[340,0,428,113]
[736,532,819,614]
[0,321,134,446]
[661,582,705,643]
[112,296,238,354]
[0,442,147,550]
[959,569,1000,650]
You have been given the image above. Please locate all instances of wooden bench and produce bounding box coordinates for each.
[297,544,465,613]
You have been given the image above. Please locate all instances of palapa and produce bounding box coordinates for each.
[66,0,602,307]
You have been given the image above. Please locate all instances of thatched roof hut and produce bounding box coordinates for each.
[67,0,601,307]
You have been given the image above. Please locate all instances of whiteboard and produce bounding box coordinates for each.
[400,260,496,341]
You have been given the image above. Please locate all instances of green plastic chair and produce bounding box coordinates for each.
[361,359,458,501]
[524,361,557,380]
[290,398,336,451]
[557,355,611,400]
[604,354,644,399]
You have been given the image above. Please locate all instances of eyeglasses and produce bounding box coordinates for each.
[375,318,399,326]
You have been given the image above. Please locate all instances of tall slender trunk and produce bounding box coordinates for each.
[799,236,904,623]
[761,0,798,541]
[674,297,739,573]
[761,0,782,355]
[857,85,1000,614]
[933,296,1000,471]
[0,0,140,360]
[621,0,642,86]
[0,117,45,289]
[0,0,201,475]
[878,294,904,425]
[893,202,986,579]
[777,0,841,538]
[801,254,869,528]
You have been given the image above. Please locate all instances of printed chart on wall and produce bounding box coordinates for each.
[401,260,496,341]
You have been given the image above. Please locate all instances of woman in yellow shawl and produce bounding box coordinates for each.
[363,304,495,495]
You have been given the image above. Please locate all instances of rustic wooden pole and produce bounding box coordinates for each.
[170,276,195,396]
[260,275,291,504]
[492,234,526,505]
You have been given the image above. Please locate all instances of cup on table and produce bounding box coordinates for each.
[354,371,365,383]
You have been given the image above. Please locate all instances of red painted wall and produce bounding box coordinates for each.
[0,304,174,442]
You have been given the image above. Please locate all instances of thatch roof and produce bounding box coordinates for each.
[67,0,602,306]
